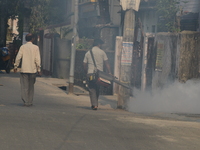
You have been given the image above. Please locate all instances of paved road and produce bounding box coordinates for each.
[0,72,200,150]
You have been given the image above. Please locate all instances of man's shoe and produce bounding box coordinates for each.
[23,104,33,107]
[91,105,97,110]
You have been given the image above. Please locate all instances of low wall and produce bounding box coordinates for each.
[152,31,200,89]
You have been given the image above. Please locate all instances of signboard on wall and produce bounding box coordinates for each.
[121,42,133,65]
[79,1,99,18]
[79,0,97,3]
[155,42,164,71]
[120,0,141,11]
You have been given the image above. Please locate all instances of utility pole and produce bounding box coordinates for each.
[117,9,135,109]
[117,0,140,108]
[69,0,79,94]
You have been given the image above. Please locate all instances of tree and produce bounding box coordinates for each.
[156,0,181,32]
[0,0,20,46]
[0,0,69,46]
[16,0,68,33]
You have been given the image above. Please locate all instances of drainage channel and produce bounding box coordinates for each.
[53,84,89,96]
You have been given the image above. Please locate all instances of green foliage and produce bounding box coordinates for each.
[28,0,50,33]
[0,0,73,46]
[156,0,181,32]
[76,37,93,50]
[24,0,68,33]
[0,0,70,34]
[0,0,19,18]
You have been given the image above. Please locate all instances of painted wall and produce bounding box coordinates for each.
[152,31,200,89]
[139,10,157,33]
[109,0,121,26]
[180,0,200,13]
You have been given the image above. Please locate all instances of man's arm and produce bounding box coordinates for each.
[102,51,111,74]
[14,47,23,73]
[83,53,88,74]
[83,62,88,74]
[104,60,111,74]
[35,47,41,75]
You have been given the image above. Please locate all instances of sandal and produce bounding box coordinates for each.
[91,106,98,110]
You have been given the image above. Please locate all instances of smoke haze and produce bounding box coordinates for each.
[128,80,200,114]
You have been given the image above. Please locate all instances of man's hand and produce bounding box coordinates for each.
[37,71,42,77]
[105,60,111,75]
[14,68,17,73]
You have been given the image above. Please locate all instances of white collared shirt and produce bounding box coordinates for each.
[14,42,41,73]
[83,46,108,74]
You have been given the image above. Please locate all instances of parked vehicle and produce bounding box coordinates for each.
[0,47,11,73]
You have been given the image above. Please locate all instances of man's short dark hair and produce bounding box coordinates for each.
[93,39,104,46]
[25,34,33,42]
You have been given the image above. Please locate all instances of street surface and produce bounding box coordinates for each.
[0,71,200,150]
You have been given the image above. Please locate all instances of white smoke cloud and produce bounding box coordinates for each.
[128,80,200,114]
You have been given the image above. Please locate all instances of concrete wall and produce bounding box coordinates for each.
[152,32,178,89]
[180,0,200,13]
[52,37,71,79]
[178,31,200,82]
[152,31,200,89]
[109,0,121,26]
[139,10,157,33]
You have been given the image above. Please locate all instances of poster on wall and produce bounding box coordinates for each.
[79,0,99,18]
[155,42,164,71]
[121,42,133,66]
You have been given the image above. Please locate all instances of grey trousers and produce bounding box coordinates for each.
[88,81,100,107]
[20,73,36,105]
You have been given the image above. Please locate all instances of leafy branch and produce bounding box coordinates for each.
[156,0,182,32]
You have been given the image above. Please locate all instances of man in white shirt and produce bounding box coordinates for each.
[14,33,41,107]
[83,39,111,110]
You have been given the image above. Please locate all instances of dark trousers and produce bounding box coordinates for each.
[88,81,100,107]
[20,73,36,105]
